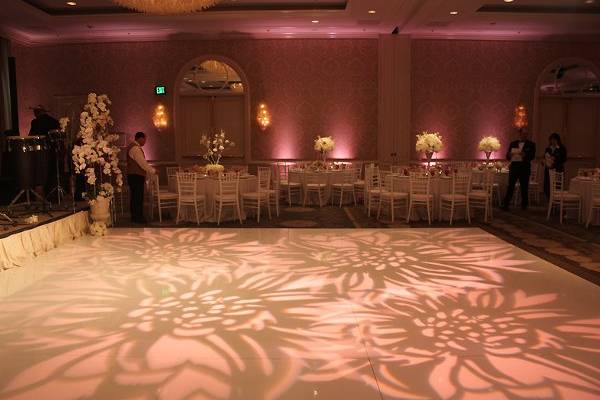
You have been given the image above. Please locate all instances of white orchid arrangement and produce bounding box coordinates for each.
[200,130,235,165]
[314,136,335,153]
[478,136,501,153]
[71,93,123,203]
[416,131,444,154]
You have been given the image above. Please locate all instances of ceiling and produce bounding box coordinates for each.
[1,0,599,45]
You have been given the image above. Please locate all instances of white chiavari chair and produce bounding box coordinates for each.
[331,170,356,207]
[352,164,365,204]
[215,172,242,225]
[303,172,327,207]
[586,179,600,228]
[267,164,281,217]
[365,165,381,216]
[547,170,581,224]
[378,174,408,222]
[150,174,178,223]
[242,167,271,222]
[407,172,433,225]
[468,169,494,223]
[277,162,302,207]
[166,166,181,192]
[176,172,206,225]
[440,173,470,225]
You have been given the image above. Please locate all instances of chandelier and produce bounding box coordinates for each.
[113,0,220,14]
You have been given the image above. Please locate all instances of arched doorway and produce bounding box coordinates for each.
[533,58,600,170]
[173,56,250,163]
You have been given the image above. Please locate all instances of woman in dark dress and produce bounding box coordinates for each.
[543,132,567,199]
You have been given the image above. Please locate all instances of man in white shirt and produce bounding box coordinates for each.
[127,132,156,224]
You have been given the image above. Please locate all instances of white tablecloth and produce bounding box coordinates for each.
[174,175,258,222]
[570,177,599,225]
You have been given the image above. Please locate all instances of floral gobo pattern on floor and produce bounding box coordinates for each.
[0,228,599,400]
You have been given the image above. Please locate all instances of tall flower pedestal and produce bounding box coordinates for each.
[89,196,111,236]
[90,196,111,224]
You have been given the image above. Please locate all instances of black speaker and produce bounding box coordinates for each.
[8,56,18,132]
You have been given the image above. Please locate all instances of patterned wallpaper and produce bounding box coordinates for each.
[11,39,379,161]
[11,38,600,161]
[411,39,600,159]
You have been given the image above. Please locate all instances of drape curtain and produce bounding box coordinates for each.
[0,211,90,271]
[0,37,12,133]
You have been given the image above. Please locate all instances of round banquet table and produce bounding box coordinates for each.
[569,177,599,226]
[174,174,258,223]
[288,169,353,205]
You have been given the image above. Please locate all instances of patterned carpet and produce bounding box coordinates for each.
[115,203,600,286]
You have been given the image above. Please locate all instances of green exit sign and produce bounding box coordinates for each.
[155,85,166,95]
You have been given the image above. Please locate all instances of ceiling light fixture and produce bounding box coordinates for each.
[450,10,458,15]
[503,0,514,3]
[112,0,220,14]
[66,1,77,5]
[312,20,319,23]
[368,10,376,14]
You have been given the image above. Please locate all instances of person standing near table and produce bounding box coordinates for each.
[543,132,567,199]
[502,128,536,211]
[127,132,156,224]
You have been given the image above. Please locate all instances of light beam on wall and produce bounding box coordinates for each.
[257,102,271,131]
[153,103,168,131]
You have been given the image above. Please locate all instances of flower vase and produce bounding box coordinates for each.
[90,196,111,225]
[425,151,434,169]
[321,151,327,164]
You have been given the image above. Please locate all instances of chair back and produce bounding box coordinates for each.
[479,170,495,195]
[365,165,379,190]
[177,172,197,199]
[304,172,323,185]
[340,170,354,185]
[351,161,363,178]
[549,170,565,195]
[257,166,271,192]
[167,166,180,191]
[218,172,239,197]
[409,172,430,196]
[452,173,471,195]
[277,162,290,180]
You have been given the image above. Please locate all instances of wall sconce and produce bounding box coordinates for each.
[257,102,271,131]
[513,104,528,129]
[153,103,168,131]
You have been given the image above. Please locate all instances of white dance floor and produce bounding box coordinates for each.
[0,228,599,399]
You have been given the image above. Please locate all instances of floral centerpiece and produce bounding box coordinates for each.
[314,136,335,162]
[416,130,443,167]
[478,136,501,162]
[71,93,123,235]
[200,130,235,175]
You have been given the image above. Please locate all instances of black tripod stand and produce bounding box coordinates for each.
[46,130,69,209]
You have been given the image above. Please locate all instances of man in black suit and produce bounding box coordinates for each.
[29,105,59,136]
[502,128,536,211]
